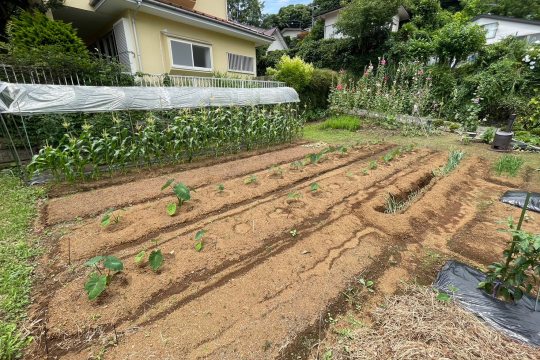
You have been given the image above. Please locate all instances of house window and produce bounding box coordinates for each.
[92,30,118,59]
[482,22,498,39]
[169,38,212,71]
[227,53,255,74]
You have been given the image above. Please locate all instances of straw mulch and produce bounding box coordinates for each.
[329,286,540,360]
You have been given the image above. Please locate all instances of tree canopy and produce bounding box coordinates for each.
[262,4,313,29]
[461,0,540,20]
[227,0,264,26]
[336,0,400,41]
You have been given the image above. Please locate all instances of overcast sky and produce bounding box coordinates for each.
[264,0,312,14]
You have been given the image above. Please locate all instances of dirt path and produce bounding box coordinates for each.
[28,144,540,360]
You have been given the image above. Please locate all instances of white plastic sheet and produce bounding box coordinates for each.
[0,82,299,115]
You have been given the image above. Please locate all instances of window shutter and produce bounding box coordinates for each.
[113,18,137,73]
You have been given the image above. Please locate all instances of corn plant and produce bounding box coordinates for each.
[161,179,191,216]
[84,255,124,300]
[194,230,206,252]
[28,105,304,182]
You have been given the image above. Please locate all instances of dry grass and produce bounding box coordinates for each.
[326,286,539,360]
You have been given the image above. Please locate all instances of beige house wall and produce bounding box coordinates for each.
[132,11,256,76]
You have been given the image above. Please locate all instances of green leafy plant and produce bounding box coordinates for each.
[100,209,120,227]
[368,160,378,170]
[290,161,304,170]
[288,191,302,200]
[84,255,124,300]
[290,229,298,237]
[162,179,191,216]
[244,174,258,185]
[479,194,540,307]
[310,182,320,192]
[134,251,146,266]
[217,184,225,193]
[434,150,465,176]
[269,165,284,178]
[493,155,524,177]
[358,278,375,293]
[481,127,496,144]
[194,229,206,252]
[307,152,324,165]
[149,249,164,272]
[319,116,361,131]
[361,169,369,176]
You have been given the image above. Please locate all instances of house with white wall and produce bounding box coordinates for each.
[281,28,304,39]
[317,5,409,40]
[472,15,540,44]
[265,28,289,52]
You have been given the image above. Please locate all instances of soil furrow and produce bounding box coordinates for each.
[44,144,332,224]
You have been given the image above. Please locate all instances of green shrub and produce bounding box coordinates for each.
[299,68,336,111]
[319,115,361,131]
[267,55,314,92]
[493,155,525,177]
[3,10,89,59]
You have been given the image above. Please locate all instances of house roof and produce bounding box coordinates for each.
[316,5,409,20]
[471,14,540,27]
[281,27,303,32]
[89,0,274,44]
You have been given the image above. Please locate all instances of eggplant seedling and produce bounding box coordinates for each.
[217,184,225,193]
[161,179,191,216]
[310,182,320,192]
[244,175,258,185]
[84,255,124,300]
[194,229,206,252]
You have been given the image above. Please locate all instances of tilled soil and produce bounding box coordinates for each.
[28,143,540,360]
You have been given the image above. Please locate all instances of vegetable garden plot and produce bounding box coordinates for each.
[27,144,540,359]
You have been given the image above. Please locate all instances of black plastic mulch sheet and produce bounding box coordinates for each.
[434,261,540,346]
[500,191,540,213]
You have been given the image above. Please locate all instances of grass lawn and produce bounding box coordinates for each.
[0,173,44,359]
[303,121,540,186]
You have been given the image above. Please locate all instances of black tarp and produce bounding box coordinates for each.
[434,261,540,346]
[500,191,540,213]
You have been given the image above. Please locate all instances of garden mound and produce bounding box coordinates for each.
[27,143,540,360]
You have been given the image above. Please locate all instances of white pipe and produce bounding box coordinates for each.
[131,0,144,72]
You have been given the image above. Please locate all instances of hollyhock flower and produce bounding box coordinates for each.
[336,84,343,91]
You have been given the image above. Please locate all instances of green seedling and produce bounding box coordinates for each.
[269,165,284,178]
[134,251,146,266]
[358,278,375,293]
[101,209,120,227]
[310,182,320,192]
[290,161,304,170]
[307,152,324,165]
[288,191,302,200]
[244,175,258,185]
[162,179,191,216]
[383,152,394,163]
[84,255,124,300]
[149,249,164,272]
[290,229,298,237]
[368,160,378,170]
[337,145,348,155]
[346,171,354,179]
[362,169,369,176]
[217,184,225,193]
[195,229,206,252]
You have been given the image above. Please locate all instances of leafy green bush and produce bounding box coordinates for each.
[319,115,361,131]
[299,68,336,111]
[267,55,314,92]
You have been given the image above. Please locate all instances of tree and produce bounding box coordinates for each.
[0,0,63,40]
[313,0,350,15]
[262,4,312,29]
[336,0,400,42]
[461,0,540,20]
[433,19,485,65]
[227,0,263,26]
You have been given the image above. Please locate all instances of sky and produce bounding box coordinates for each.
[263,0,312,14]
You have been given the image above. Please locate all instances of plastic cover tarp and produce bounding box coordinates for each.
[435,260,540,346]
[500,191,540,213]
[0,82,299,115]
